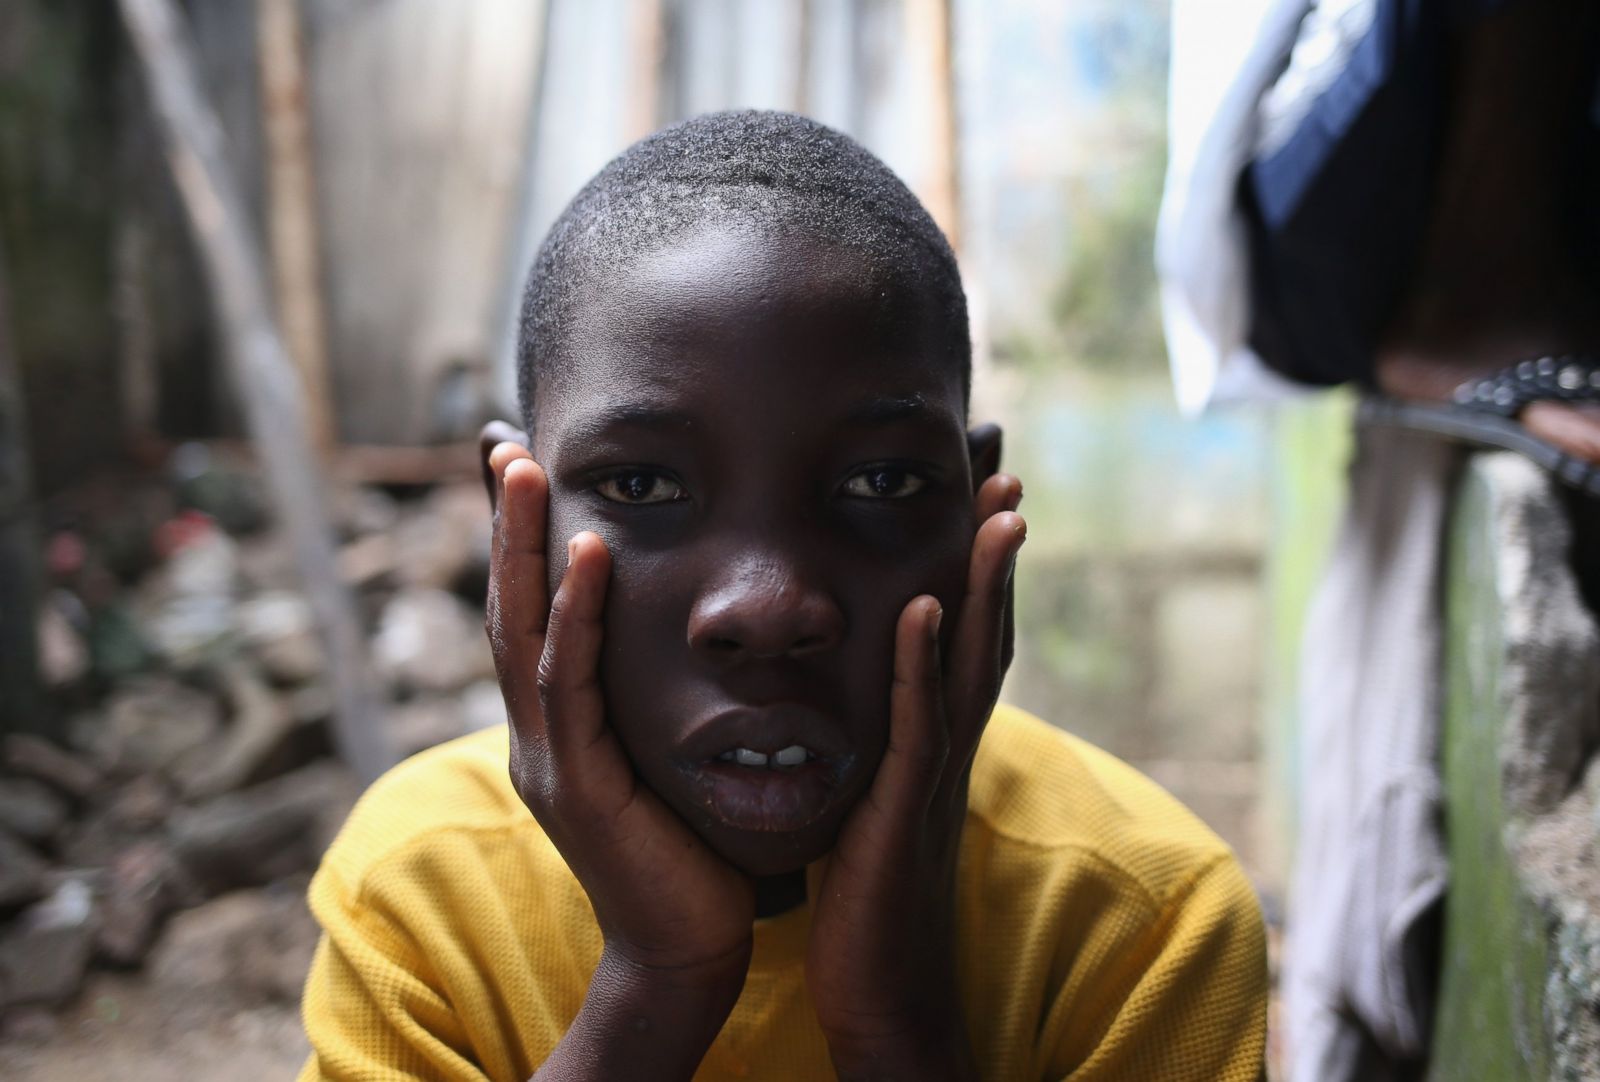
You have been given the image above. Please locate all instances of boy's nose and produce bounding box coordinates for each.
[687,560,845,661]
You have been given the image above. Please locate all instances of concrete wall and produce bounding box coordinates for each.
[1430,454,1600,1081]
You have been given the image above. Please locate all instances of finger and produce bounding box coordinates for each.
[946,511,1026,754]
[486,455,548,721]
[479,421,529,506]
[489,440,534,528]
[536,531,614,764]
[974,473,1022,524]
[867,596,947,831]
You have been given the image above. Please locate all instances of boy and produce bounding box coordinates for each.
[299,111,1267,1081]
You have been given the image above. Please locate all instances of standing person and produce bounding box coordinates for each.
[1161,2,1599,1079]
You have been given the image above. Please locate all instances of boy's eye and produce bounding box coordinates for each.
[595,471,686,504]
[841,466,927,499]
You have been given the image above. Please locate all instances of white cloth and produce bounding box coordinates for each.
[1285,426,1458,1081]
[1156,0,1313,415]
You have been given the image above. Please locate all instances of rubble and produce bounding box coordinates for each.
[176,664,300,798]
[96,677,221,779]
[0,879,97,1008]
[236,592,322,685]
[391,482,489,592]
[0,779,67,847]
[148,882,318,1004]
[3,734,100,802]
[0,830,47,910]
[36,597,88,688]
[372,587,495,694]
[169,763,357,894]
[97,841,191,968]
[3,460,507,1022]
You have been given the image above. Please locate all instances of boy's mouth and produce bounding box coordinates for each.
[677,704,855,834]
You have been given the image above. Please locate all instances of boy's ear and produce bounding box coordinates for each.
[967,422,1003,490]
[478,420,530,514]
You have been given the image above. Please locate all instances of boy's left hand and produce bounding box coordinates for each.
[806,473,1025,1082]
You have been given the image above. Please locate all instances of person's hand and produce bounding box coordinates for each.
[804,472,1025,1081]
[485,441,755,1078]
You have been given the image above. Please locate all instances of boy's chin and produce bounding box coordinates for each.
[699,820,839,880]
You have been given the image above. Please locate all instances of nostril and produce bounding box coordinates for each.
[707,637,741,654]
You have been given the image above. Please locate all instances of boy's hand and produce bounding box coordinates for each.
[485,441,755,1079]
[805,473,1026,1082]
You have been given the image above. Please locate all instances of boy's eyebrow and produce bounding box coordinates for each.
[560,403,697,442]
[843,394,955,427]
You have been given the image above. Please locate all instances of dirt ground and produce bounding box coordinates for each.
[0,970,306,1080]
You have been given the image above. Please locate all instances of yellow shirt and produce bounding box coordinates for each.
[299,704,1267,1080]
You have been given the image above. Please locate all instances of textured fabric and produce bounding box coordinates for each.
[1284,425,1459,1082]
[298,704,1267,1081]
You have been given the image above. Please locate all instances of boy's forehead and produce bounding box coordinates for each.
[542,225,960,419]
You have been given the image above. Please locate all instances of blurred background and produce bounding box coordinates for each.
[0,0,1343,1075]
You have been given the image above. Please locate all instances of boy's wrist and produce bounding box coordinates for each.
[534,943,750,1082]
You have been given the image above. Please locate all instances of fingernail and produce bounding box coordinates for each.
[566,536,578,565]
[928,603,943,637]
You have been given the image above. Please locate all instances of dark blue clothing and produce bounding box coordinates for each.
[1242,0,1591,387]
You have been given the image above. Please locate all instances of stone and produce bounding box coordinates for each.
[236,592,322,685]
[140,595,236,670]
[461,679,507,733]
[177,663,298,798]
[37,595,88,687]
[236,530,297,593]
[0,828,47,910]
[105,774,173,832]
[390,697,469,758]
[372,588,495,694]
[148,882,319,1003]
[169,763,358,894]
[138,524,242,669]
[392,482,491,592]
[338,532,397,589]
[0,777,68,846]
[1,1006,59,1045]
[97,840,191,967]
[331,483,400,539]
[2,733,99,802]
[0,878,97,1008]
[96,676,222,778]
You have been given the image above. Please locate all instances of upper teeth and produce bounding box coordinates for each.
[720,744,812,767]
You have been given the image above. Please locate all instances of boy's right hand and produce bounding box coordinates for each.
[485,441,754,1076]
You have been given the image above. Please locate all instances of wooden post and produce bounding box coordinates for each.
[904,0,961,254]
[0,241,45,737]
[118,0,392,782]
[256,0,336,453]
[627,0,665,141]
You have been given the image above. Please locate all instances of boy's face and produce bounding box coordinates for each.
[528,225,994,877]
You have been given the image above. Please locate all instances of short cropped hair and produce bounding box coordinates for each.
[515,110,969,428]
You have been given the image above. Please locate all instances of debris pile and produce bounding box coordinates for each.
[0,445,499,1034]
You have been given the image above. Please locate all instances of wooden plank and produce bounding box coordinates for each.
[118,0,393,782]
[257,0,336,451]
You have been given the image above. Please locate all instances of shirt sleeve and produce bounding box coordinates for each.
[1061,854,1269,1082]
[298,864,492,1082]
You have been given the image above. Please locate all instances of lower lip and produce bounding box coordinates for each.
[687,760,841,833]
